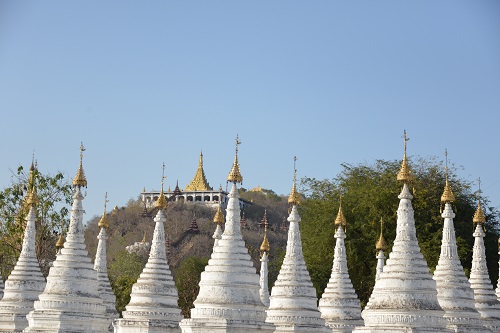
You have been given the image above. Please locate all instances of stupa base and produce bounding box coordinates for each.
[113,318,181,333]
[324,321,364,333]
[180,318,274,333]
[24,310,109,333]
[0,311,29,332]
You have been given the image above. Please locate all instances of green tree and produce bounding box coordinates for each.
[174,256,208,318]
[299,157,499,307]
[0,164,72,278]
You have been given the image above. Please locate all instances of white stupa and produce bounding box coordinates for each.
[496,240,500,301]
[266,160,327,333]
[94,193,118,330]
[0,280,3,301]
[0,163,46,332]
[353,132,450,333]
[114,165,183,333]
[374,218,388,281]
[180,136,272,333]
[25,144,108,332]
[319,199,363,333]
[259,217,270,308]
[469,188,500,330]
[432,161,487,333]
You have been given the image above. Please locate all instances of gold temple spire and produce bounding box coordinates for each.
[440,149,455,204]
[24,158,39,207]
[375,218,388,252]
[98,192,110,229]
[396,130,414,183]
[334,195,347,229]
[56,234,64,250]
[155,163,168,210]
[473,178,486,224]
[288,156,300,206]
[213,187,225,224]
[260,212,270,254]
[73,142,88,188]
[227,135,243,184]
[185,151,213,191]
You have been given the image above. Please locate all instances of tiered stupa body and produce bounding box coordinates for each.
[94,196,118,330]
[180,137,272,333]
[25,147,108,332]
[319,202,363,333]
[0,279,3,300]
[114,178,182,333]
[469,197,500,330]
[0,165,46,332]
[266,164,327,333]
[432,170,487,332]
[353,133,450,333]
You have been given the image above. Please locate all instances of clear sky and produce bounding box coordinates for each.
[1,1,499,223]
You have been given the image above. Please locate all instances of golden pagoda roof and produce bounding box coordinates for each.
[98,192,109,229]
[396,130,414,182]
[375,218,388,251]
[213,204,225,224]
[72,143,88,188]
[227,135,243,184]
[473,201,486,224]
[186,151,213,191]
[56,234,64,248]
[288,156,300,206]
[334,197,347,228]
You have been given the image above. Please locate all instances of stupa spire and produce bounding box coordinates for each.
[259,214,270,307]
[94,193,118,323]
[287,156,300,206]
[227,135,243,184]
[185,151,213,191]
[375,218,387,281]
[353,132,449,333]
[155,163,168,210]
[432,151,487,332]
[212,186,225,246]
[319,197,363,332]
[469,179,500,330]
[25,145,108,332]
[180,138,272,332]
[114,164,182,333]
[266,157,327,332]
[0,160,46,331]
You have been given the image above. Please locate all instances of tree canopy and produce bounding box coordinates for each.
[299,157,499,307]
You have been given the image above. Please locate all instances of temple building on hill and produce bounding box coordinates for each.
[141,151,249,209]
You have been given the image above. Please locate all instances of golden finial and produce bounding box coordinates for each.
[288,156,300,206]
[227,135,243,184]
[498,237,500,252]
[375,218,388,251]
[56,234,64,249]
[155,163,168,210]
[440,149,455,204]
[260,216,270,253]
[25,158,39,207]
[397,130,414,182]
[334,195,347,228]
[473,178,486,224]
[72,142,88,188]
[141,231,147,243]
[213,187,225,224]
[98,192,110,229]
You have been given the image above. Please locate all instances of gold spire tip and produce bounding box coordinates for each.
[98,192,110,229]
[375,217,388,251]
[72,142,88,188]
[397,130,414,182]
[288,156,300,206]
[56,234,64,249]
[260,230,270,253]
[25,159,39,207]
[440,149,455,203]
[334,195,347,228]
[227,135,243,184]
[155,163,168,210]
[473,178,486,224]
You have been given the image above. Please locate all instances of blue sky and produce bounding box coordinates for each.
[1,1,499,222]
